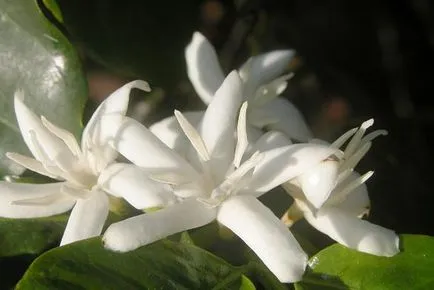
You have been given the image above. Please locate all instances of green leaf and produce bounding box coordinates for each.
[56,0,201,87]
[296,234,434,289]
[0,215,68,257]
[16,238,254,289]
[0,214,68,289]
[0,0,87,176]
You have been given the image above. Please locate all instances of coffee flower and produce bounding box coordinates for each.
[103,71,336,283]
[149,32,311,155]
[0,81,173,246]
[282,119,400,257]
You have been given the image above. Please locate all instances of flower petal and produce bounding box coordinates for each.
[14,92,76,166]
[149,111,204,154]
[328,171,371,217]
[82,80,150,171]
[241,144,337,197]
[0,182,74,218]
[112,117,198,181]
[60,190,109,246]
[198,71,243,180]
[185,32,225,104]
[217,195,307,283]
[304,207,399,257]
[250,97,312,141]
[98,163,176,209]
[103,199,217,252]
[298,160,339,209]
[240,50,295,97]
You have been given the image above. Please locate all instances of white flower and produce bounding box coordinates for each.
[282,119,400,257]
[0,81,174,246]
[149,32,312,154]
[103,71,336,283]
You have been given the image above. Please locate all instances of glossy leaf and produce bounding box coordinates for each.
[16,238,254,289]
[0,0,87,176]
[295,234,434,289]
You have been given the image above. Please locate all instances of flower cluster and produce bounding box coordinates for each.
[0,31,399,283]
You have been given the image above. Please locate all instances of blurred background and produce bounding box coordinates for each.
[53,0,434,240]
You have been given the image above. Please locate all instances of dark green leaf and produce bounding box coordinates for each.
[0,214,67,257]
[16,238,253,290]
[0,0,87,176]
[0,214,67,289]
[296,234,434,289]
[56,0,202,87]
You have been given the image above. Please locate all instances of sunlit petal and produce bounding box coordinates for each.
[103,199,217,252]
[240,50,295,97]
[0,182,74,218]
[304,207,399,257]
[250,98,312,142]
[298,160,339,209]
[14,92,76,166]
[112,117,198,180]
[149,111,203,154]
[60,190,109,246]
[198,71,243,179]
[82,80,150,170]
[185,32,225,104]
[99,163,176,209]
[240,144,337,197]
[217,195,307,283]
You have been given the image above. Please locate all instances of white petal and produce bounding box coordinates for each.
[0,182,74,218]
[240,50,295,97]
[6,152,58,179]
[328,172,371,217]
[248,131,292,155]
[250,97,312,142]
[112,117,198,181]
[98,163,176,209]
[217,195,307,283]
[298,160,339,208]
[14,93,76,166]
[149,111,203,154]
[305,207,399,257]
[82,80,150,170]
[103,199,217,252]
[60,191,109,245]
[185,32,225,104]
[241,144,337,196]
[198,71,243,179]
[246,124,264,145]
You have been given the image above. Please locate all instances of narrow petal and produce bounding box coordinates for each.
[14,93,76,165]
[298,160,339,209]
[327,172,371,217]
[304,207,400,257]
[6,152,58,179]
[112,117,198,181]
[198,71,243,180]
[149,111,203,154]
[185,32,225,104]
[98,163,176,209]
[103,199,217,252]
[249,97,312,142]
[82,80,150,170]
[60,191,109,246]
[240,50,295,97]
[0,182,74,218]
[217,195,307,283]
[240,144,337,197]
